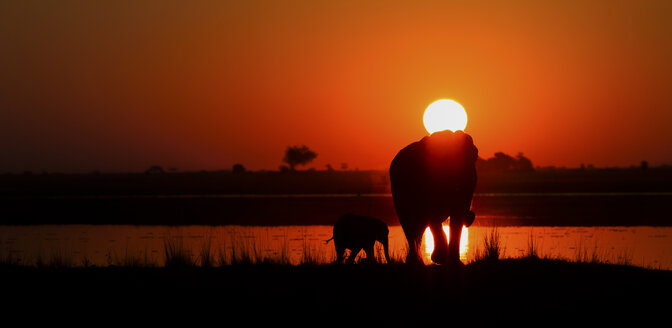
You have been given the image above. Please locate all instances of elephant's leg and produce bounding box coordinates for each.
[402,225,423,264]
[335,241,345,264]
[447,216,465,265]
[429,221,450,264]
[347,247,362,264]
[363,241,376,263]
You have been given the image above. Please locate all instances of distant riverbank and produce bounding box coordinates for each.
[2,168,671,226]
[3,167,672,197]
[1,192,671,226]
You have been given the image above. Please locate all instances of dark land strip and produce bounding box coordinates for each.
[1,259,670,324]
[1,193,671,226]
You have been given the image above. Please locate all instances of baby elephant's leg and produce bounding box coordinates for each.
[346,247,362,264]
[363,241,376,263]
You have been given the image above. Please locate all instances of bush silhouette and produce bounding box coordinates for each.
[232,163,246,174]
[145,165,165,175]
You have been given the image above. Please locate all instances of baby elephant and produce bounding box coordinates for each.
[326,213,390,264]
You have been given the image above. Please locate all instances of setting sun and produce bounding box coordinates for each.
[423,99,468,134]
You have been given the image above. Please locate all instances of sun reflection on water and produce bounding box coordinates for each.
[422,225,469,263]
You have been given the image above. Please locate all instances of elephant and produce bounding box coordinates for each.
[389,130,478,265]
[325,213,391,264]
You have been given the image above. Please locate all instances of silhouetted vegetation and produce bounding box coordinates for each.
[476,152,534,172]
[472,228,503,262]
[145,165,165,175]
[163,237,195,267]
[282,145,317,171]
[232,163,246,174]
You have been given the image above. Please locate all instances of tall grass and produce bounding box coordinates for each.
[199,234,214,268]
[163,237,194,267]
[301,238,324,265]
[109,247,157,268]
[221,234,281,265]
[387,245,408,264]
[1,253,23,267]
[35,249,74,269]
[472,227,504,262]
[229,237,260,265]
[278,232,291,264]
[526,230,539,259]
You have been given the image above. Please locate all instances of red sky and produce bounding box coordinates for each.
[1,1,671,172]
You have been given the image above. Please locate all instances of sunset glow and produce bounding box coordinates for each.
[422,225,469,262]
[423,99,468,134]
[1,1,670,323]
[1,2,671,172]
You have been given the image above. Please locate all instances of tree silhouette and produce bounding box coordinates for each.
[282,145,317,171]
[232,163,246,174]
[145,165,165,175]
[477,152,535,172]
[487,152,517,171]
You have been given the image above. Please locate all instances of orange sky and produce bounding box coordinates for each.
[1,1,671,172]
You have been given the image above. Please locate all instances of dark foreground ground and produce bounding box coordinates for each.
[2,259,670,325]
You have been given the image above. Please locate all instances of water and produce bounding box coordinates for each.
[1,225,671,269]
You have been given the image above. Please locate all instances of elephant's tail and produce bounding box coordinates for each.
[324,236,334,244]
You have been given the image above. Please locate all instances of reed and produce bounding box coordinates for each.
[217,245,230,266]
[277,232,291,265]
[614,249,633,266]
[301,238,322,265]
[113,246,156,267]
[526,230,539,259]
[386,245,407,264]
[484,227,504,261]
[472,227,504,263]
[36,249,73,269]
[163,237,194,267]
[225,236,264,265]
[199,234,214,268]
[1,252,23,266]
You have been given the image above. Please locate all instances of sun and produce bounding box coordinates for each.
[423,99,468,134]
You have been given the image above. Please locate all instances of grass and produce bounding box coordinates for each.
[0,228,645,269]
[472,227,504,262]
[526,230,539,259]
[108,247,157,268]
[513,231,636,267]
[163,237,195,267]
[301,238,322,265]
[387,245,407,264]
[468,227,638,270]
[199,234,214,267]
[572,239,634,266]
[225,236,265,265]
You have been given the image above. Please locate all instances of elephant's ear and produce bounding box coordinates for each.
[462,133,479,164]
[469,144,479,164]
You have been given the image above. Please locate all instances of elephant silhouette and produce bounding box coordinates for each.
[325,213,390,264]
[389,130,478,265]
